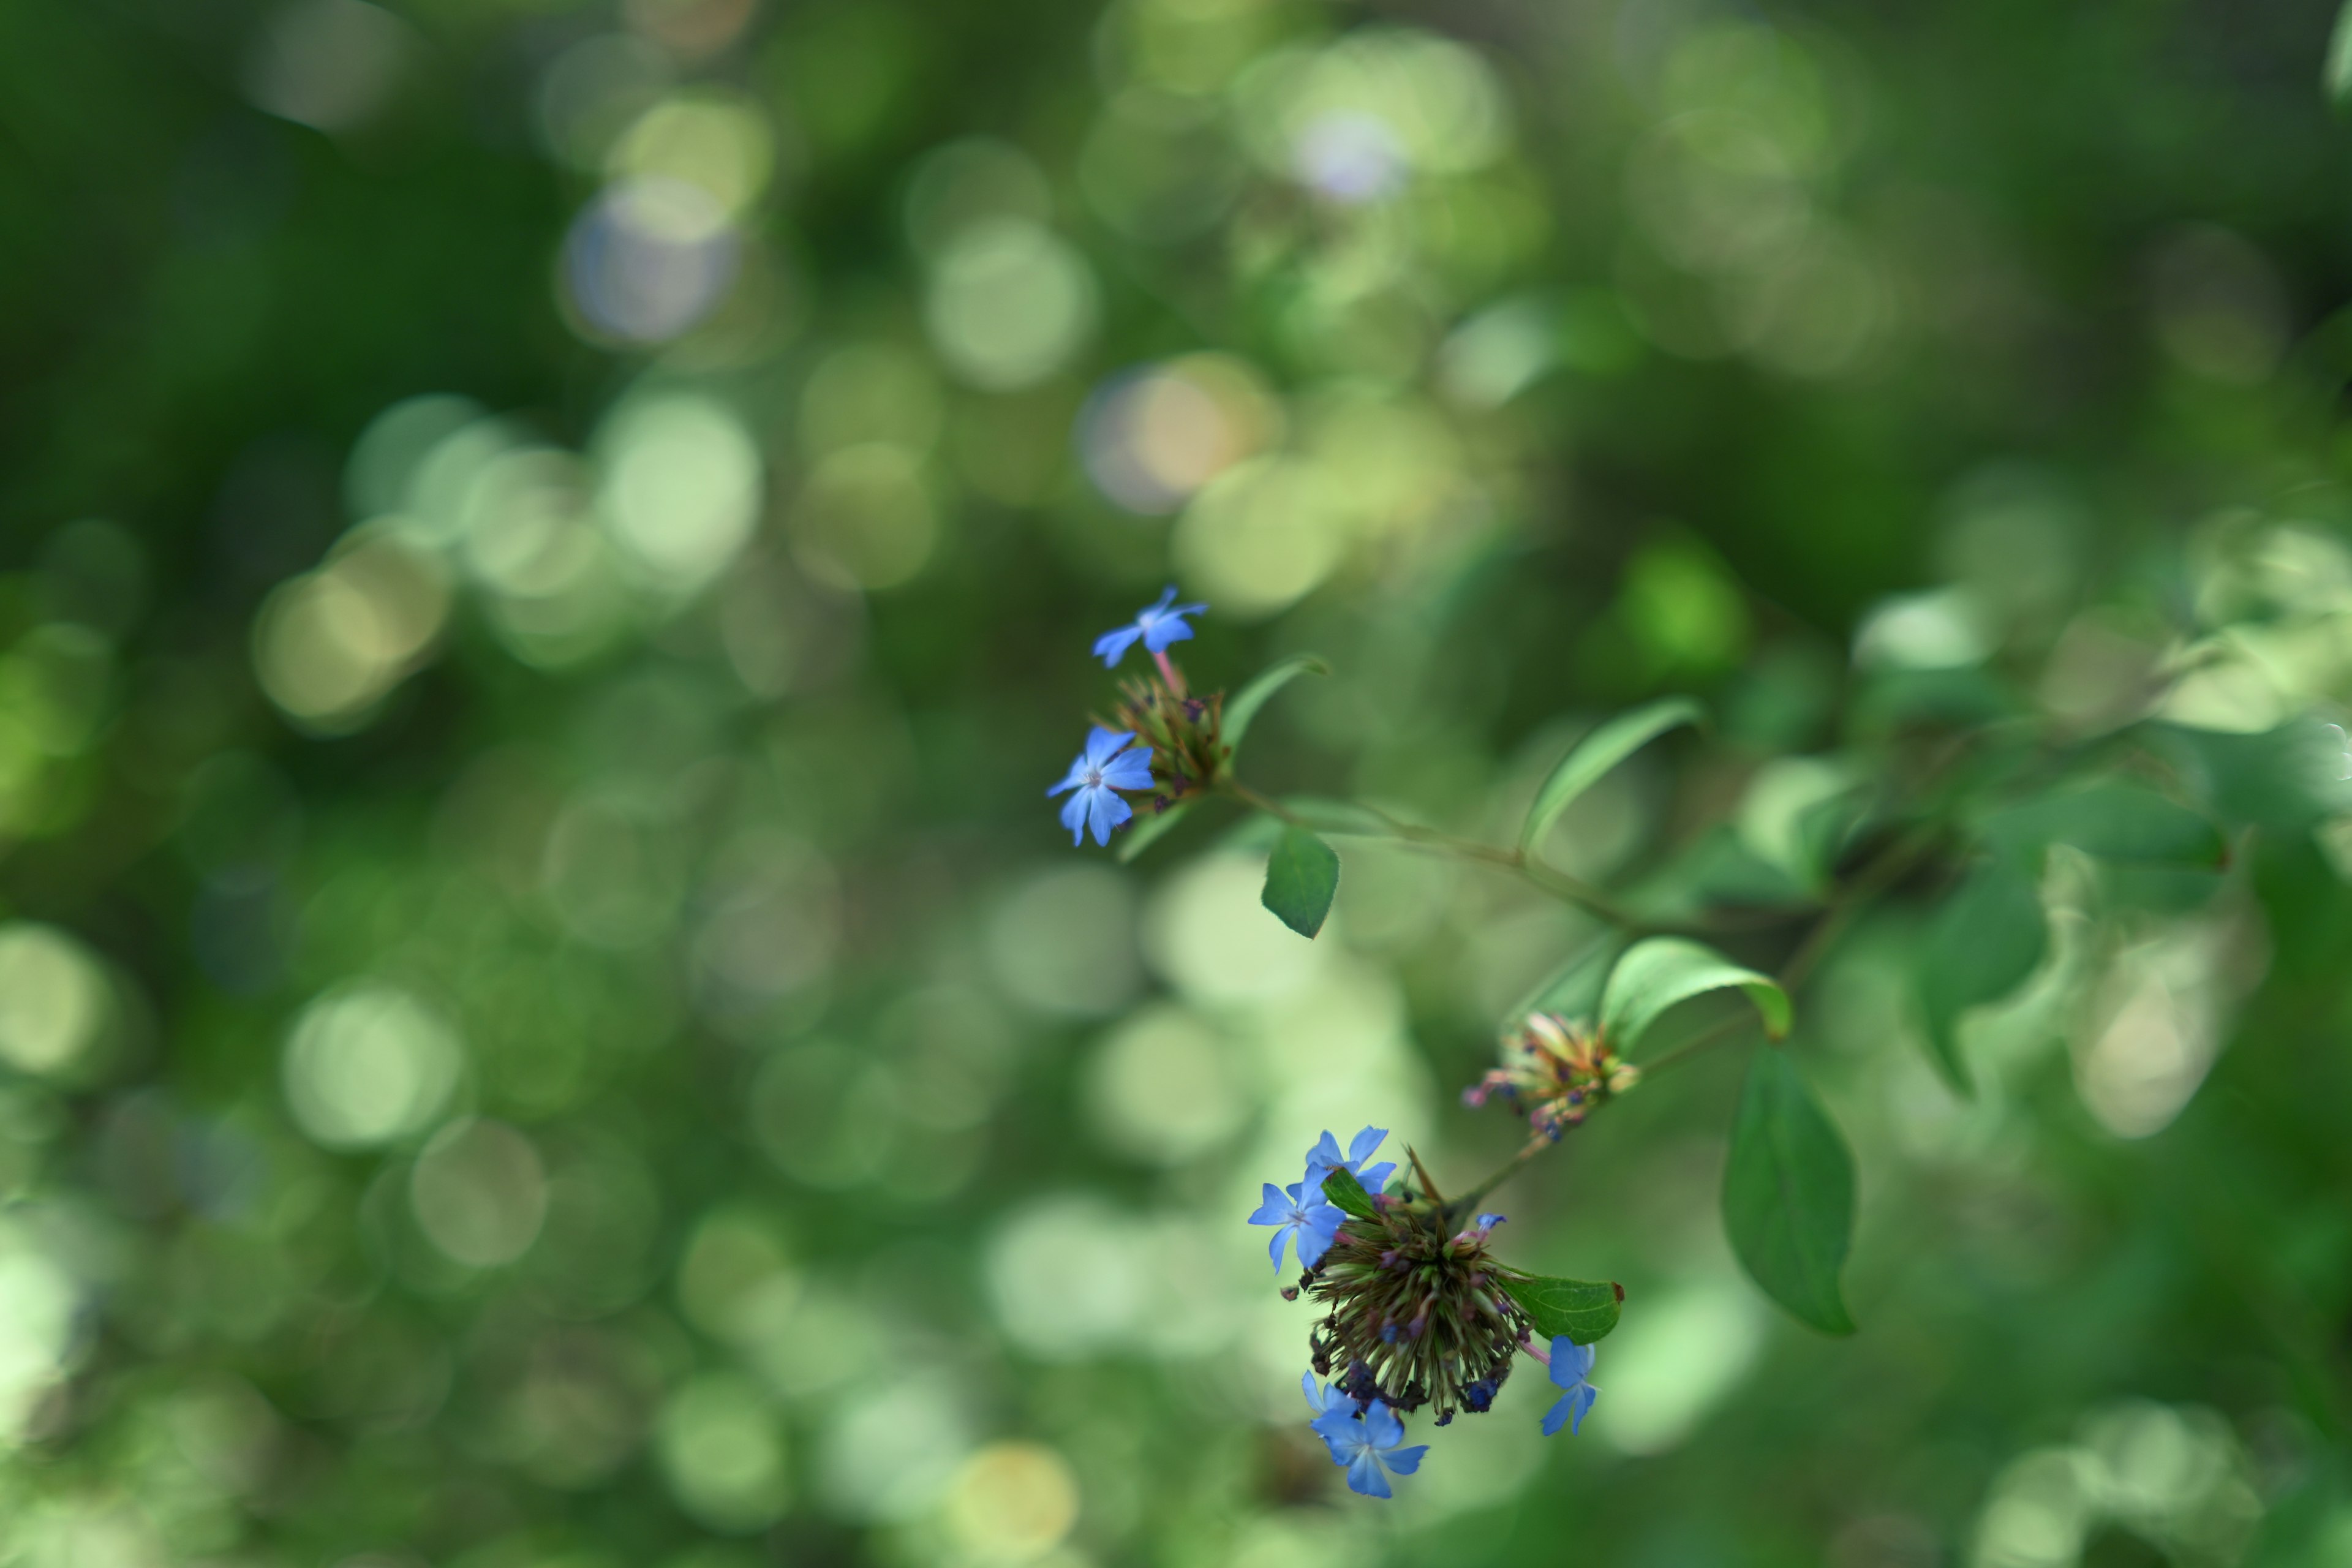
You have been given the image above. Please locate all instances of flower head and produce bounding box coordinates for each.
[1047,727,1155,846]
[1250,1179,1343,1274]
[1092,587,1207,669]
[1303,1126,1398,1196]
[1310,1399,1428,1498]
[1464,1012,1639,1143]
[1539,1336,1598,1437]
[1301,1186,1528,1425]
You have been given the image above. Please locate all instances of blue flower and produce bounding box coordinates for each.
[1310,1400,1429,1498]
[1302,1373,1358,1422]
[1047,728,1156,846]
[1452,1211,1506,1246]
[1092,587,1207,668]
[1540,1336,1598,1436]
[1249,1180,1343,1273]
[1303,1126,1398,1196]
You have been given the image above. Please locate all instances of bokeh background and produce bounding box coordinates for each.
[6,0,2352,1564]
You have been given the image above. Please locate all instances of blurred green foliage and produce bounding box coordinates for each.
[3,0,2352,1564]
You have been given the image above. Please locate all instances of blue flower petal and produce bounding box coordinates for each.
[1140,615,1197,653]
[1549,1338,1596,1389]
[1085,786,1133,846]
[1312,1415,1359,1466]
[1384,1443,1430,1476]
[1047,746,1091,796]
[1246,1184,1291,1225]
[1540,1382,1596,1437]
[1057,791,1090,844]
[1100,748,1156,791]
[1295,1212,1340,1270]
[1084,727,1136,766]
[1303,1375,1354,1420]
[1093,625,1147,667]
[1344,1452,1393,1498]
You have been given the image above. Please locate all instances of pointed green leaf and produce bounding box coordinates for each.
[1981,780,2224,869]
[1496,1273,1623,1345]
[1319,1166,1378,1221]
[1599,936,1790,1057]
[2147,717,2342,832]
[1736,756,1872,895]
[1916,856,2046,1095]
[1519,698,1705,859]
[1117,799,1194,863]
[2329,0,2352,109]
[1223,655,1329,756]
[1723,1047,1856,1335]
[1261,828,1340,938]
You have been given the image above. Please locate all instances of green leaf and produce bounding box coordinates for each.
[1496,1273,1623,1345]
[1722,1046,1856,1335]
[1116,799,1193,863]
[2329,0,2352,108]
[1519,698,1704,859]
[1598,936,1790,1056]
[2148,717,2344,832]
[1915,856,2046,1095]
[1223,655,1329,756]
[1980,780,2224,869]
[1507,931,1627,1024]
[1261,828,1340,938]
[1319,1166,1378,1221]
[1736,756,1872,895]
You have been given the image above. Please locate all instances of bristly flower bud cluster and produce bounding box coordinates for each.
[1463,1011,1640,1144]
[1047,587,1216,846]
[1251,1127,1605,1499]
[1099,664,1225,814]
[1305,1196,1527,1428]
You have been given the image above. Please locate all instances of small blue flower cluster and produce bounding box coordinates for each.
[1246,1126,1396,1273]
[1250,1125,1602,1498]
[1302,1373,1427,1499]
[1046,589,1207,846]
